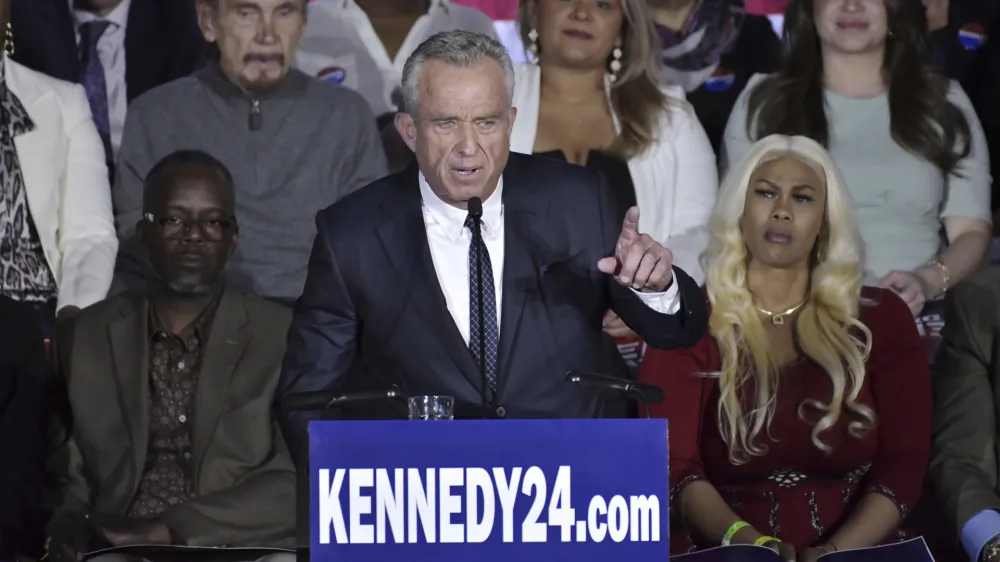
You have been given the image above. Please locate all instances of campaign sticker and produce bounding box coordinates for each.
[958,23,988,51]
[317,66,347,85]
[705,67,735,92]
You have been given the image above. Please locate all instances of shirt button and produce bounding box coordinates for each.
[177,361,186,369]
[179,414,187,423]
[184,452,191,459]
[495,406,506,418]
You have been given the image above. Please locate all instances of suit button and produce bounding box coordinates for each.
[496,407,506,418]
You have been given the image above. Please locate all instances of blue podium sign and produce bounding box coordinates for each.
[309,419,669,561]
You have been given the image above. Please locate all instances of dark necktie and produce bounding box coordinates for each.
[465,214,499,392]
[78,20,113,164]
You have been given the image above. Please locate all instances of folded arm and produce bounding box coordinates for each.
[918,86,993,294]
[930,281,1000,560]
[829,292,933,550]
[639,343,764,546]
[158,423,296,547]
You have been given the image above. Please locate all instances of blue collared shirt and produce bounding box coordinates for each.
[962,509,1000,560]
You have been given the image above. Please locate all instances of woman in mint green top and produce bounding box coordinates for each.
[723,0,991,317]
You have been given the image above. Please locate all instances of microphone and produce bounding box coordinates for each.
[468,197,483,219]
[280,386,404,414]
[565,370,664,418]
[467,196,488,414]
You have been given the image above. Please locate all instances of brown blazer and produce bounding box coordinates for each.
[930,266,1000,539]
[49,288,296,547]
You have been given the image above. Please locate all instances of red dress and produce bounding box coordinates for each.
[639,287,931,554]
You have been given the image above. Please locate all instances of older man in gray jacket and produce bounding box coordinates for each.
[112,0,388,305]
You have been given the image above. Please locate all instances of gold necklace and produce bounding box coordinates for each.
[755,300,805,325]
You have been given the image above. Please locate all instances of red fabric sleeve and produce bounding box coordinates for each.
[639,335,716,498]
[861,290,933,517]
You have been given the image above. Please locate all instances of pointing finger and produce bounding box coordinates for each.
[619,207,640,243]
[617,234,651,285]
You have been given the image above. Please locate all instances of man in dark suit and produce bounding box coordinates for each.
[930,267,1000,562]
[46,150,294,562]
[0,296,47,559]
[277,30,708,460]
[9,0,205,171]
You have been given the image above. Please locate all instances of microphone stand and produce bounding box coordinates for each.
[469,198,489,415]
[564,370,664,419]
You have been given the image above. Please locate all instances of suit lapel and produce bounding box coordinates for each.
[375,169,482,390]
[107,296,150,476]
[496,157,548,399]
[191,289,250,475]
[8,58,58,237]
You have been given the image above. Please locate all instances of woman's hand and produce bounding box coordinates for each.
[877,270,929,316]
[797,546,826,562]
[602,311,639,339]
[765,540,797,562]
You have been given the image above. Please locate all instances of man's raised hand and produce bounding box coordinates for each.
[597,206,674,292]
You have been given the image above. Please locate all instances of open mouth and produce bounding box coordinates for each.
[451,167,483,179]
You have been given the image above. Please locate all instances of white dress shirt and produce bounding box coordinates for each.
[296,0,498,116]
[70,0,130,159]
[418,174,681,346]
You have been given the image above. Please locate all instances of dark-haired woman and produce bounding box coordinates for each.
[649,0,783,154]
[723,0,991,317]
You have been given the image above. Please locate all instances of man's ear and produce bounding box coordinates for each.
[195,0,218,43]
[394,113,418,153]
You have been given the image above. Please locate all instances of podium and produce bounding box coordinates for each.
[307,419,670,561]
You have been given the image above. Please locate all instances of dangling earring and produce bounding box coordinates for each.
[608,38,623,83]
[4,23,13,57]
[528,28,539,61]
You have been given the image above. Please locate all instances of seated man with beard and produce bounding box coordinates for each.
[46,150,295,562]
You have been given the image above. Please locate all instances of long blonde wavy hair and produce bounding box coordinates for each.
[703,135,875,464]
[517,0,671,159]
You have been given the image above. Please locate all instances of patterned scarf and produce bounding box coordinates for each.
[655,0,746,73]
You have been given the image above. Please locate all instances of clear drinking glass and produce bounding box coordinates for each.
[408,396,455,420]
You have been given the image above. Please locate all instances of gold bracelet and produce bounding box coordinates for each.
[927,259,951,296]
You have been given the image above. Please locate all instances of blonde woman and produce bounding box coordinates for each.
[510,0,717,343]
[639,135,931,558]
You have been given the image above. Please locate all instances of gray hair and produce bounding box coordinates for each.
[400,30,515,118]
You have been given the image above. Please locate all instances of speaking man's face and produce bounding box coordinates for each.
[396,59,517,210]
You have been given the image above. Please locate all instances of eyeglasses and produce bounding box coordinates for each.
[143,212,237,242]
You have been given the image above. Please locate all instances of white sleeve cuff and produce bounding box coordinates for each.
[629,268,681,315]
